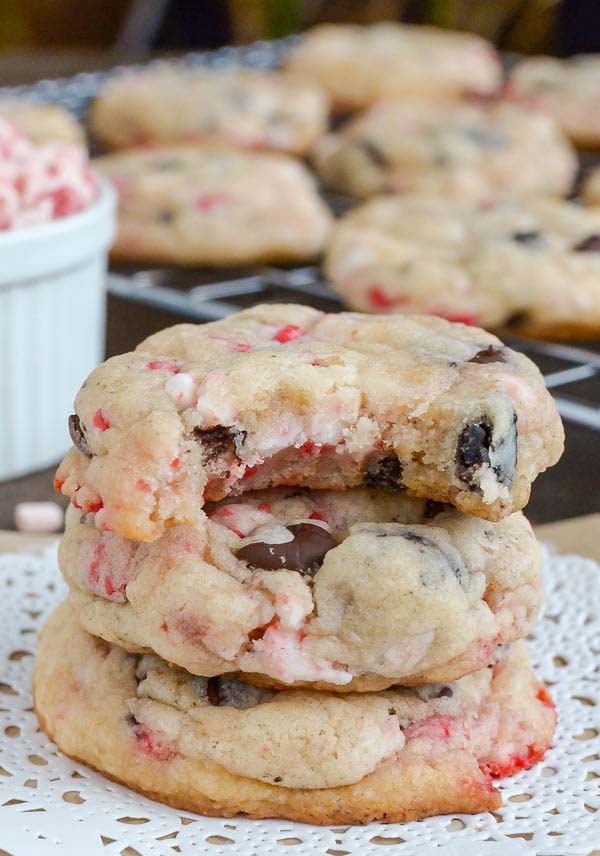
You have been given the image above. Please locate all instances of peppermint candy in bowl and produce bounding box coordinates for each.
[0,117,116,480]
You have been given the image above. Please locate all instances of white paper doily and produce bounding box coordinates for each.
[0,544,599,856]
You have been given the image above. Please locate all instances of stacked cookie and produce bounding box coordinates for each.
[35,305,563,824]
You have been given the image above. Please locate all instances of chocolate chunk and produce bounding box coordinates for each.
[194,426,239,462]
[456,418,492,486]
[238,522,336,577]
[206,677,223,706]
[573,234,600,252]
[511,230,543,246]
[456,413,517,489]
[468,346,506,364]
[358,139,388,168]
[273,776,283,783]
[69,414,92,457]
[364,455,404,491]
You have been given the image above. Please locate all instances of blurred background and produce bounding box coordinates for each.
[1,0,600,85]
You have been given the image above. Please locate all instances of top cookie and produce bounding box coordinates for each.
[314,100,576,201]
[509,55,600,148]
[285,23,501,110]
[0,100,84,145]
[90,66,328,155]
[54,305,563,541]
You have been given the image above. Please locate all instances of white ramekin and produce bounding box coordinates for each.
[0,181,116,481]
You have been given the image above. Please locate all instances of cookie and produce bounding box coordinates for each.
[314,100,576,201]
[509,55,600,148]
[0,99,84,145]
[90,66,328,155]
[285,23,501,110]
[94,147,332,266]
[325,194,600,339]
[34,604,555,824]
[60,488,542,691]
[53,304,564,540]
[582,166,600,206]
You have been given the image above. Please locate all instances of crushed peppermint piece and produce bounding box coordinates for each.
[0,117,98,230]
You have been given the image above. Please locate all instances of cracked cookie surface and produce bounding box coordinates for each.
[91,66,328,154]
[94,148,332,266]
[34,605,556,824]
[285,23,501,110]
[54,304,563,540]
[61,488,542,690]
[325,194,600,339]
[315,101,576,201]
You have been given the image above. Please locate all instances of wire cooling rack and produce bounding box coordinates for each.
[3,37,600,433]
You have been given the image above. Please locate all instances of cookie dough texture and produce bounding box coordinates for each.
[54,304,564,540]
[91,66,328,154]
[285,23,501,109]
[314,101,576,201]
[61,489,542,690]
[34,605,555,824]
[325,194,600,339]
[510,55,600,148]
[94,148,333,266]
[0,99,84,145]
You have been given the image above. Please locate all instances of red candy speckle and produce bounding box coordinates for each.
[170,457,181,470]
[53,476,65,492]
[104,575,115,597]
[243,465,258,478]
[147,360,180,373]
[88,543,105,585]
[536,686,555,709]
[93,409,110,431]
[309,511,325,521]
[131,722,174,761]
[273,325,303,344]
[431,310,478,326]
[367,286,409,309]
[482,744,547,779]
[136,479,152,493]
[161,622,169,632]
[85,498,104,514]
[258,503,271,512]
[195,192,232,211]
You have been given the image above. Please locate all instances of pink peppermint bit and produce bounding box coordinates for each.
[273,325,303,344]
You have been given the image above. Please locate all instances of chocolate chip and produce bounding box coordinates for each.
[69,414,92,458]
[238,522,336,577]
[435,686,454,698]
[573,234,600,252]
[273,776,283,783]
[157,210,175,224]
[456,418,492,486]
[456,413,517,490]
[364,455,404,491]
[358,139,388,168]
[503,312,531,330]
[468,346,506,364]
[206,677,223,706]
[511,230,543,246]
[423,500,451,519]
[194,426,240,463]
